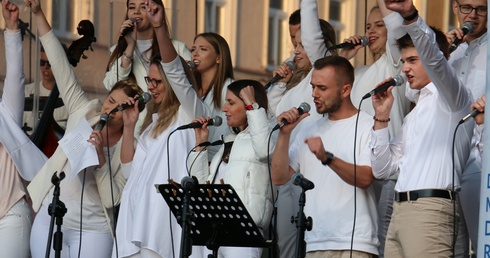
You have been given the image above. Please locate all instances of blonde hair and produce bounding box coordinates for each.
[140,55,198,138]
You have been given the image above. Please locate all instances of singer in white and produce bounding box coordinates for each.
[24,1,144,257]
[103,0,191,137]
[369,0,474,257]
[0,1,47,257]
[445,0,487,254]
[188,80,274,258]
[272,56,379,258]
[114,1,208,257]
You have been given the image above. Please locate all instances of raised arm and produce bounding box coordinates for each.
[147,0,209,118]
[385,0,470,111]
[1,0,24,123]
[300,0,329,62]
[28,0,91,114]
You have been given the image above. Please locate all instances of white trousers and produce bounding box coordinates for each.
[30,205,113,258]
[0,198,32,258]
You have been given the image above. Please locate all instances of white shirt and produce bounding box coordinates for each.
[449,32,487,101]
[289,112,379,254]
[370,16,474,192]
[449,32,487,176]
[351,13,410,140]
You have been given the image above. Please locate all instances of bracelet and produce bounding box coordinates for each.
[122,52,133,62]
[403,8,418,21]
[373,116,390,123]
[153,23,163,28]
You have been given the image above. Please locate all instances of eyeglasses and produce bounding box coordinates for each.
[40,59,51,67]
[144,76,163,88]
[457,3,487,17]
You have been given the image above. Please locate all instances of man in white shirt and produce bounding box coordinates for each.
[370,0,474,257]
[446,0,487,254]
[272,55,379,258]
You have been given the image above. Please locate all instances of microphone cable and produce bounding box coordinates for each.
[77,117,119,257]
[77,169,87,258]
[266,129,278,258]
[451,122,463,257]
[349,100,363,258]
[167,128,178,258]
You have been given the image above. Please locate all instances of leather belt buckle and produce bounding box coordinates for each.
[407,190,418,201]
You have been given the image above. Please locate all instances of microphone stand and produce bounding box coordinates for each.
[180,183,194,258]
[46,171,67,258]
[292,186,313,258]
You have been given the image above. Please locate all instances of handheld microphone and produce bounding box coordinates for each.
[328,35,369,51]
[273,102,311,131]
[459,109,481,124]
[362,74,407,100]
[94,113,109,131]
[176,116,223,130]
[265,61,297,89]
[119,18,138,38]
[449,22,473,53]
[181,176,199,191]
[197,140,224,147]
[110,92,152,114]
[292,172,314,191]
[187,60,196,70]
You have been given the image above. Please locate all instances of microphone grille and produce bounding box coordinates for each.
[141,92,153,103]
[393,74,407,86]
[100,113,109,122]
[298,102,311,114]
[211,116,223,127]
[462,22,473,34]
[285,60,297,71]
[187,60,196,69]
[360,35,369,47]
[130,17,138,23]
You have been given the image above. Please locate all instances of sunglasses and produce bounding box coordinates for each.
[40,59,51,67]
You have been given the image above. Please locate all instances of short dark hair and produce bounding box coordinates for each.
[289,9,301,25]
[313,56,354,87]
[396,26,449,60]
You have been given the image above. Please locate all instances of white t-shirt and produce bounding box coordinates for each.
[289,111,379,255]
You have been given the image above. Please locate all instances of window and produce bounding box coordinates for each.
[205,0,226,33]
[51,0,95,38]
[267,6,287,69]
[329,0,345,44]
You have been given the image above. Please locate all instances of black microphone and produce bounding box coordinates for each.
[449,22,473,53]
[119,18,138,38]
[109,92,152,114]
[459,109,481,124]
[176,116,223,130]
[94,113,109,131]
[273,102,311,131]
[181,176,199,191]
[328,35,369,51]
[187,60,196,70]
[361,74,407,100]
[292,172,314,191]
[197,140,224,147]
[265,61,297,89]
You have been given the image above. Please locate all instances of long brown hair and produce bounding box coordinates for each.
[105,0,170,80]
[193,33,234,109]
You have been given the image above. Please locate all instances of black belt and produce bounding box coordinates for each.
[394,189,454,202]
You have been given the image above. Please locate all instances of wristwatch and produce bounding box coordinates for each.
[246,102,259,110]
[322,151,335,166]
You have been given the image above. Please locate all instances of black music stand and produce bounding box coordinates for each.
[156,183,272,258]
